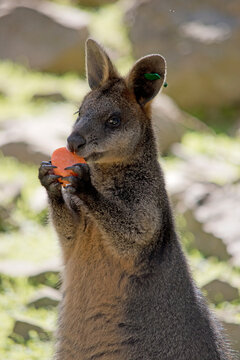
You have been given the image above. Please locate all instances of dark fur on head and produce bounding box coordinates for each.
[67,39,166,166]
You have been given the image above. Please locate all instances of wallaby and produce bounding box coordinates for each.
[39,39,235,360]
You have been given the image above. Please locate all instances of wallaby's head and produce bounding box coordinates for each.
[67,39,166,164]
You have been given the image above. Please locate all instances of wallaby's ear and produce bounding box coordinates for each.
[86,39,119,90]
[126,54,166,106]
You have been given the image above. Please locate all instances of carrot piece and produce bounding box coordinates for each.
[51,147,86,186]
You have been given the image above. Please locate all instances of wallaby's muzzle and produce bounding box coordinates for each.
[67,132,86,153]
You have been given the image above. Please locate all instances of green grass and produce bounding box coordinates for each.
[189,105,240,134]
[0,61,88,120]
[0,276,55,360]
[182,132,240,165]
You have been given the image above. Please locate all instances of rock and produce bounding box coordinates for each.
[165,166,192,204]
[0,104,74,164]
[166,161,240,264]
[0,140,47,165]
[175,181,230,261]
[222,321,240,353]
[235,122,240,138]
[28,262,61,289]
[27,261,61,288]
[151,95,185,153]
[27,287,61,308]
[183,206,230,261]
[125,0,240,109]
[151,94,207,153]
[0,259,61,288]
[193,184,240,266]
[202,279,239,304]
[0,180,23,206]
[28,187,48,213]
[171,143,240,185]
[32,92,66,102]
[73,0,117,6]
[216,308,240,354]
[0,87,7,98]
[11,319,51,341]
[0,0,89,73]
[0,260,41,277]
[231,119,240,138]
[0,205,18,232]
[0,180,23,231]
[0,259,61,279]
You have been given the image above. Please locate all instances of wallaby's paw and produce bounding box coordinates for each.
[63,163,91,195]
[38,161,62,198]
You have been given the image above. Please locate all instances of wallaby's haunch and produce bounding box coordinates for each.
[39,39,235,360]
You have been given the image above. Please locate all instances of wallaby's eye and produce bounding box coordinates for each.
[105,116,121,128]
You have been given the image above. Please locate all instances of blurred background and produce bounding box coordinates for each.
[0,0,239,358]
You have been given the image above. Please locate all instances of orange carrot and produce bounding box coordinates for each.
[51,147,86,186]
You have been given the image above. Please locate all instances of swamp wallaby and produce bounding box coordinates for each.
[39,39,235,360]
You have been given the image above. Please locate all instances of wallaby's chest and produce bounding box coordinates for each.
[56,229,134,360]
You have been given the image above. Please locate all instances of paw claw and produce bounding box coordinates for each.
[39,161,57,178]
[50,175,62,180]
[64,163,90,182]
[64,164,83,176]
[64,165,74,171]
[42,164,57,169]
[62,175,79,187]
[61,176,72,181]
[38,161,62,199]
[64,185,77,194]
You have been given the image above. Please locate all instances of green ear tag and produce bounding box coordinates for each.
[144,73,161,81]
[163,82,168,88]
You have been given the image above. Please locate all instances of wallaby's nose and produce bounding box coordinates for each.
[67,133,86,153]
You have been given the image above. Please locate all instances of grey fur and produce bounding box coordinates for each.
[38,40,235,360]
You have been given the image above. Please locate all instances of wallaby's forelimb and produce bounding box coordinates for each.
[48,198,79,247]
[64,161,160,253]
[72,188,159,252]
[39,161,80,249]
